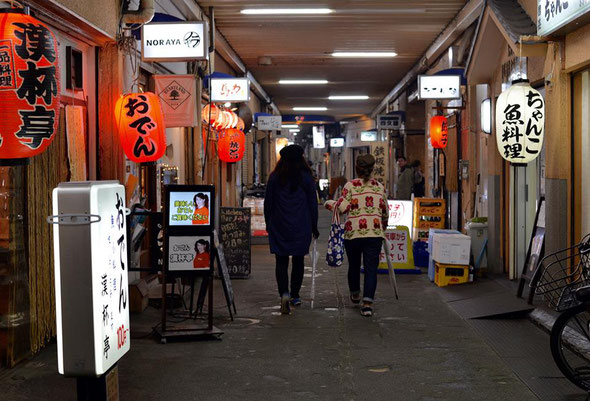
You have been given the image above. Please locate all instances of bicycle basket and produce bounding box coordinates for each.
[532,236,590,312]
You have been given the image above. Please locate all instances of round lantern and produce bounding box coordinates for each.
[217,128,245,163]
[202,103,220,125]
[236,117,245,131]
[115,92,166,163]
[495,79,544,165]
[0,10,60,164]
[430,116,448,149]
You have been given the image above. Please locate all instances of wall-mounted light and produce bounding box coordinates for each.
[481,98,491,134]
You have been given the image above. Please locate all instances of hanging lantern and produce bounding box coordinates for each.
[0,10,61,164]
[217,128,245,163]
[237,117,245,131]
[430,116,448,149]
[115,92,166,163]
[495,79,544,165]
[201,103,220,125]
[227,110,238,128]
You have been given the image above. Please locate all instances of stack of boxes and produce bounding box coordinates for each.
[243,196,267,236]
[430,232,472,287]
[413,198,446,242]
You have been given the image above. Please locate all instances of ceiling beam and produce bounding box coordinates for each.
[371,0,484,118]
[172,0,280,114]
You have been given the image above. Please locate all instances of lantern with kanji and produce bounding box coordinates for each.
[115,92,166,163]
[495,79,544,164]
[0,10,60,164]
[430,116,448,149]
[217,128,245,163]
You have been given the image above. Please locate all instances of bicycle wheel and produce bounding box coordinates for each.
[550,304,590,391]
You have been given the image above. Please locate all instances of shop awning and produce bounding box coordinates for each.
[466,0,536,84]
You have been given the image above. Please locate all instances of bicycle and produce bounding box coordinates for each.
[532,234,590,391]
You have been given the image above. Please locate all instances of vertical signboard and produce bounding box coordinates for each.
[313,126,326,148]
[371,142,388,186]
[51,181,130,376]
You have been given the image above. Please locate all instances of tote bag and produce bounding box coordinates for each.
[326,207,345,267]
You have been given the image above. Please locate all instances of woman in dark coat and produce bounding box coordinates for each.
[264,145,319,314]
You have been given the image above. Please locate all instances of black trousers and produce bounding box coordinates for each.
[275,255,305,298]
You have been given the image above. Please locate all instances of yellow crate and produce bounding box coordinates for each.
[414,198,446,216]
[415,215,445,229]
[434,262,469,287]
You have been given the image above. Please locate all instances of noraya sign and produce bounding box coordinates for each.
[537,0,590,36]
[142,22,208,62]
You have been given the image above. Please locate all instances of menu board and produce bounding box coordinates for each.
[220,207,251,278]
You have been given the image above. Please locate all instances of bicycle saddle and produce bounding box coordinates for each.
[574,285,590,303]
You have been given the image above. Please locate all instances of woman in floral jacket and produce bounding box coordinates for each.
[325,154,388,317]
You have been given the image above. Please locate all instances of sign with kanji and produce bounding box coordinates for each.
[377,114,402,130]
[0,12,61,161]
[537,0,590,36]
[495,80,544,164]
[387,200,413,233]
[257,115,282,130]
[378,226,415,271]
[418,75,461,100]
[52,181,130,376]
[210,78,250,102]
[154,75,196,127]
[142,22,208,62]
[370,142,388,186]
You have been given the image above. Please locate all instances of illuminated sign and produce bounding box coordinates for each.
[330,138,344,147]
[313,126,326,148]
[51,181,130,376]
[360,131,377,142]
[142,22,208,62]
[257,115,282,130]
[418,75,461,100]
[168,190,212,226]
[537,0,590,36]
[210,78,250,102]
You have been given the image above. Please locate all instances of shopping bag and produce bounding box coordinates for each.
[326,207,345,267]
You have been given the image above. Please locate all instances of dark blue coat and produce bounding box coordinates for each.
[264,171,318,256]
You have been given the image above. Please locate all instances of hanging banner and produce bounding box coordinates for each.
[154,75,197,127]
[371,142,388,186]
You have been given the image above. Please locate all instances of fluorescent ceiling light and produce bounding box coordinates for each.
[329,95,369,100]
[241,8,332,15]
[293,107,327,111]
[279,79,328,85]
[282,124,299,129]
[332,51,397,58]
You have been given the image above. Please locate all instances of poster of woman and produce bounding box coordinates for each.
[192,193,209,225]
[168,236,211,271]
[168,190,211,227]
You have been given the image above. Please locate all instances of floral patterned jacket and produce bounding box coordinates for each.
[325,178,389,240]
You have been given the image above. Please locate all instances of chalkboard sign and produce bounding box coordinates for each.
[517,197,546,304]
[213,230,236,319]
[220,207,252,278]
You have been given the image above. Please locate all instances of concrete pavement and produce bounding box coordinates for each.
[0,209,553,400]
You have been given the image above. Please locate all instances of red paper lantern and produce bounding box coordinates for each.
[202,103,220,125]
[430,116,448,149]
[0,11,61,163]
[217,128,245,163]
[115,92,166,163]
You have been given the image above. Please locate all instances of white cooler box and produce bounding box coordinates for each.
[431,232,471,266]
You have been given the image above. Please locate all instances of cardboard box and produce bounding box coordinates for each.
[129,279,149,313]
[431,232,471,265]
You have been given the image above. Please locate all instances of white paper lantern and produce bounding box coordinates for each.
[495,80,544,165]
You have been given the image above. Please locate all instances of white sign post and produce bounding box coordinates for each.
[210,78,250,102]
[142,22,208,62]
[418,75,461,100]
[51,181,130,378]
[257,116,282,130]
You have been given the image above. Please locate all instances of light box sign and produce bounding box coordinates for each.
[387,200,414,233]
[418,75,461,100]
[169,190,212,226]
[142,22,208,62]
[168,235,211,271]
[360,131,377,142]
[210,78,250,102]
[257,115,282,130]
[330,138,344,147]
[537,0,590,36]
[51,181,130,376]
[377,114,402,130]
[313,126,325,149]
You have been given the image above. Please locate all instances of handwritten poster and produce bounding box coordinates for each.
[220,207,251,278]
[65,105,87,181]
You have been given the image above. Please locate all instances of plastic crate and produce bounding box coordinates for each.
[434,262,469,287]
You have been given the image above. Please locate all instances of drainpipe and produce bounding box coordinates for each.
[122,0,155,25]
